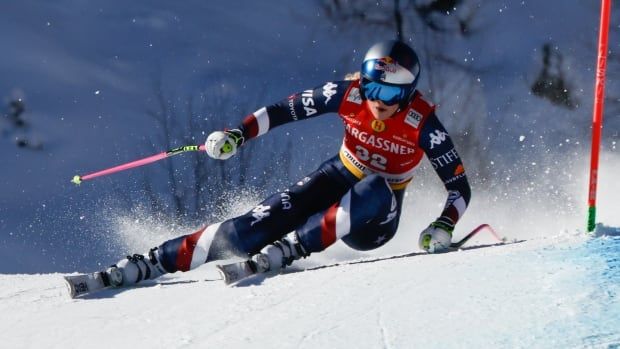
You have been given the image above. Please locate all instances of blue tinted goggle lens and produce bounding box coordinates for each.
[361,79,408,106]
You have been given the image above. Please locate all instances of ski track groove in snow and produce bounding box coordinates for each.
[377,302,392,349]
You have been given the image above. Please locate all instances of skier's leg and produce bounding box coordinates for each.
[105,224,221,287]
[107,156,356,286]
[252,174,403,273]
[218,157,356,256]
[340,187,403,251]
[201,156,358,274]
[295,174,404,253]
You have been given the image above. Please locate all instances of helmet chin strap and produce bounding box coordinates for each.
[398,89,417,111]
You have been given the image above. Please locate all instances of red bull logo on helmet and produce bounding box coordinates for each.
[374,57,399,74]
[366,56,415,85]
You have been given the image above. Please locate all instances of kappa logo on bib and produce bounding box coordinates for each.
[371,119,386,132]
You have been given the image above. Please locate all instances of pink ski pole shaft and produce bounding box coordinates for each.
[71,145,206,185]
[450,223,503,248]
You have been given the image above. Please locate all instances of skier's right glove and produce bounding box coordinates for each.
[205,129,244,160]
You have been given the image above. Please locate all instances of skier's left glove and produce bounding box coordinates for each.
[205,129,244,160]
[418,220,454,253]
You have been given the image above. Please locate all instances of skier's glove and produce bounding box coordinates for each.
[205,129,244,160]
[418,220,454,253]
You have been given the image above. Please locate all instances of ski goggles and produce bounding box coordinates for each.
[360,78,412,106]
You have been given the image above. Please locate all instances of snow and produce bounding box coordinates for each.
[1,230,618,348]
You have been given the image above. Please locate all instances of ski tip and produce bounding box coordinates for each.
[215,264,235,286]
[62,276,78,299]
[216,262,257,286]
[63,273,108,299]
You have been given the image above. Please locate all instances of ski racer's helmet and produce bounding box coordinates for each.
[360,40,420,108]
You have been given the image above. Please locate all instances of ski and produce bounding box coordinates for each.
[216,224,502,286]
[216,261,258,285]
[63,271,112,299]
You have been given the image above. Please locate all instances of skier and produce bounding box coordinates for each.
[104,40,471,287]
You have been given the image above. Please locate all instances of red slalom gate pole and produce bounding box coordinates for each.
[587,0,612,233]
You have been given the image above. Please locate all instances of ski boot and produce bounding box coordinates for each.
[253,231,309,272]
[106,247,167,287]
[64,247,167,298]
[217,232,309,285]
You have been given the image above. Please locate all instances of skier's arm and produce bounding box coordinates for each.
[236,81,351,141]
[419,113,471,232]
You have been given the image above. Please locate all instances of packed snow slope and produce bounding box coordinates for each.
[1,230,619,348]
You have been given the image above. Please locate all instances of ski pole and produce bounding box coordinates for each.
[71,144,206,185]
[450,223,502,248]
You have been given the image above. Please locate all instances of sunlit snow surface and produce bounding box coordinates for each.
[1,229,618,348]
[536,228,620,348]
